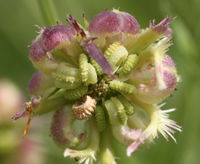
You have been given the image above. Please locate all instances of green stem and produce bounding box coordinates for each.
[37,0,58,26]
[98,126,117,164]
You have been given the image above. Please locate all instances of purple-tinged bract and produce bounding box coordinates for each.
[41,26,75,51]
[150,18,173,37]
[28,72,53,97]
[89,10,140,35]
[130,54,179,104]
[29,38,45,61]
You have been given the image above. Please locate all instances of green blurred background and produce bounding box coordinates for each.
[0,0,200,163]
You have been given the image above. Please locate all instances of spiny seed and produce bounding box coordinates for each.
[52,73,77,83]
[111,97,127,124]
[90,58,103,75]
[72,95,96,120]
[104,42,121,58]
[54,80,81,90]
[94,105,106,132]
[118,54,138,75]
[79,53,89,82]
[117,95,134,115]
[63,86,88,100]
[87,63,98,84]
[109,80,136,94]
[104,42,128,68]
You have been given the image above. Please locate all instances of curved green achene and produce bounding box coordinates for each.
[52,63,81,83]
[104,42,128,69]
[117,54,138,75]
[56,63,80,76]
[108,47,128,68]
[87,63,98,84]
[104,42,121,58]
[52,73,77,83]
[54,80,81,90]
[109,80,136,94]
[117,95,134,116]
[79,53,89,83]
[63,86,88,100]
[94,105,106,132]
[90,58,103,75]
[111,97,127,125]
[104,99,139,146]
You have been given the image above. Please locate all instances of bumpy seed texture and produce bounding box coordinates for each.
[79,53,89,83]
[109,80,136,94]
[72,95,96,120]
[104,42,121,58]
[94,105,106,132]
[52,73,77,83]
[54,80,81,90]
[117,95,134,115]
[90,58,103,75]
[111,97,127,124]
[87,63,98,84]
[12,9,181,164]
[118,54,138,75]
[104,42,128,69]
[63,87,88,100]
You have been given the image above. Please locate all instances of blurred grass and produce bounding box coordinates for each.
[0,0,200,164]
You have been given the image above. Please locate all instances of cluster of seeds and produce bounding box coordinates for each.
[48,41,138,124]
[13,9,181,164]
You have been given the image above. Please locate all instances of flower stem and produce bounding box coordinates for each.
[98,126,117,164]
[37,0,58,26]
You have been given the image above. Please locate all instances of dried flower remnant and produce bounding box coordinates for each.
[0,80,45,164]
[13,9,181,164]
[72,96,96,120]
